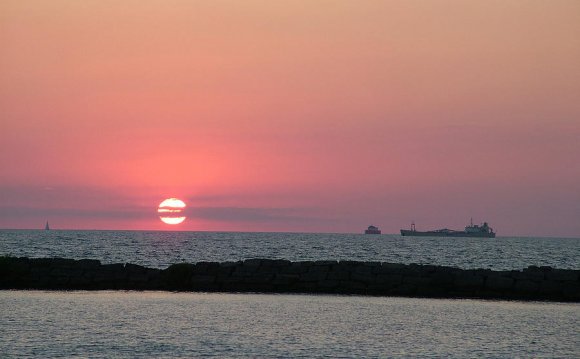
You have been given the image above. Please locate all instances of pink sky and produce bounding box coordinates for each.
[1,1,579,236]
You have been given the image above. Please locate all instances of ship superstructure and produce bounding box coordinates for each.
[364,225,381,234]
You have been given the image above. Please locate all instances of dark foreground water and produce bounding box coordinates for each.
[0,291,578,358]
[1,230,578,270]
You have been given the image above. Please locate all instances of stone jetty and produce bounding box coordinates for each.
[1,257,579,302]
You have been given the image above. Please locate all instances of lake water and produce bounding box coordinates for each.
[1,230,579,270]
[1,291,578,358]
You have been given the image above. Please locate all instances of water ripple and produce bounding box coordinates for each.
[0,230,578,270]
[0,291,578,358]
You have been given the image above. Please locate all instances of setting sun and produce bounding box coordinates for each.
[158,198,186,225]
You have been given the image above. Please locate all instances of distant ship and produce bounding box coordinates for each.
[400,219,495,238]
[364,225,381,234]
[45,221,50,230]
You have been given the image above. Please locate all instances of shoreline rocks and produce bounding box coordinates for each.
[1,257,578,302]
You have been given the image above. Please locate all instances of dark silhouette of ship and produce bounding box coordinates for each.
[401,219,495,238]
[364,225,381,234]
[45,221,50,230]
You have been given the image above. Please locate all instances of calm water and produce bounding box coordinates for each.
[1,230,579,270]
[1,291,578,358]
[2,231,579,357]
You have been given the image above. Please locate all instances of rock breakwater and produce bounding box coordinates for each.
[1,257,578,301]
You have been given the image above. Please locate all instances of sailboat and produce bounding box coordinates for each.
[45,221,50,230]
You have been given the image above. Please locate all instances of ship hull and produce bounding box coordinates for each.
[400,230,495,238]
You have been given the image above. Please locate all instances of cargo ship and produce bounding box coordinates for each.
[400,219,495,238]
[364,225,381,234]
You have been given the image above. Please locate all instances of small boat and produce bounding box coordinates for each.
[364,225,381,234]
[45,221,50,230]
